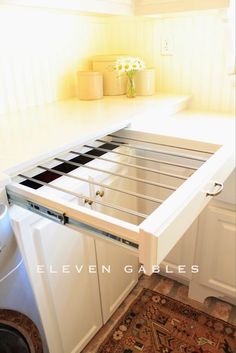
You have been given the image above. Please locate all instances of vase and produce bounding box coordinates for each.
[126,76,136,98]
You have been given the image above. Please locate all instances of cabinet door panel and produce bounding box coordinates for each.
[11,209,102,353]
[96,238,139,323]
[198,204,236,298]
[90,170,139,323]
[160,219,198,282]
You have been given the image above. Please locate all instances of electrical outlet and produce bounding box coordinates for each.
[161,36,174,56]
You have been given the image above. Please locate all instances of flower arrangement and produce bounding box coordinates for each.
[115,57,146,98]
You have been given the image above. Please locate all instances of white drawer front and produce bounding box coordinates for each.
[6,128,235,274]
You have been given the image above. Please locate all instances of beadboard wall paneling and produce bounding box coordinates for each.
[0,7,234,116]
[107,12,235,114]
[0,6,110,115]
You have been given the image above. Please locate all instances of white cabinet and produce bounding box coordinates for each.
[87,154,139,323]
[100,0,133,15]
[5,126,235,352]
[159,171,236,304]
[96,239,138,323]
[136,149,198,283]
[3,0,229,15]
[7,127,235,275]
[3,0,133,15]
[160,219,198,283]
[72,0,133,15]
[135,0,230,15]
[9,156,139,353]
[189,201,236,304]
[11,208,103,353]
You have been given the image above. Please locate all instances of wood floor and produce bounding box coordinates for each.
[82,274,236,352]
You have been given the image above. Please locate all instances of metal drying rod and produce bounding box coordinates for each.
[97,139,208,162]
[36,166,164,204]
[54,157,177,191]
[108,133,214,155]
[14,129,212,221]
[18,174,148,219]
[70,151,189,180]
[84,143,199,170]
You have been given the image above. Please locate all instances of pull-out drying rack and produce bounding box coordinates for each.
[6,127,233,272]
[7,130,211,218]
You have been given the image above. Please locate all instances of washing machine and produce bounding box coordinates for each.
[0,203,48,353]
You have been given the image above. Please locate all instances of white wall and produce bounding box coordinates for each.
[107,11,235,113]
[0,6,110,115]
[0,6,234,115]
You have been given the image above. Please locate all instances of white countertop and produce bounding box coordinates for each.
[0,94,188,175]
[132,109,236,145]
[0,94,235,177]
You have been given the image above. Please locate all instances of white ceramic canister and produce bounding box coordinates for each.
[77,71,103,100]
[91,55,127,96]
[135,68,156,96]
[103,71,127,96]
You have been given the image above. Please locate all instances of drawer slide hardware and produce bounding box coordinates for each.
[7,190,139,250]
[8,190,67,225]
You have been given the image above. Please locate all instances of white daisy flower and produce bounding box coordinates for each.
[115,56,145,74]
[115,62,125,73]
[123,61,132,72]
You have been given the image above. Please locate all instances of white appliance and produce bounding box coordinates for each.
[0,204,48,352]
[0,123,234,353]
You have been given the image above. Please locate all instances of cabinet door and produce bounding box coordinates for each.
[96,239,139,323]
[88,161,139,323]
[160,219,198,282]
[11,208,103,353]
[196,203,236,299]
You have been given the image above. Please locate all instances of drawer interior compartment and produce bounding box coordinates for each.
[6,127,234,274]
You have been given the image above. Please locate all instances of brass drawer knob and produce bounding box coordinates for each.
[84,198,93,205]
[96,190,104,198]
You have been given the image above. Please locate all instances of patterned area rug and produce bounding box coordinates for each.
[98,289,236,353]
